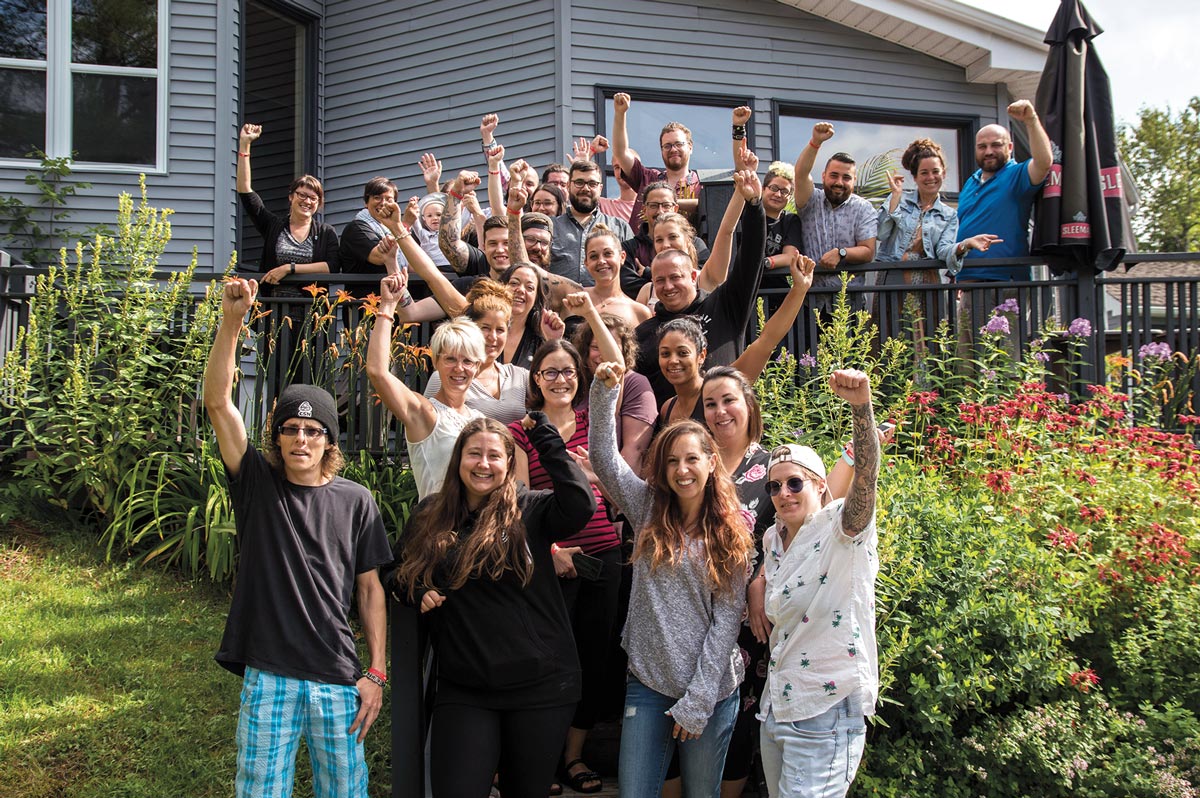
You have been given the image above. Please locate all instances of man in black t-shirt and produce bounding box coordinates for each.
[204,277,392,798]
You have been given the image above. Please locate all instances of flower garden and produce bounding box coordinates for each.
[2,187,1198,795]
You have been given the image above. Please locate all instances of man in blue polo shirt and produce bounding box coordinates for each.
[952,100,1053,281]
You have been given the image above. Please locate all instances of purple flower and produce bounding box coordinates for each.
[1067,318,1092,338]
[981,315,1010,336]
[1138,341,1172,362]
[993,298,1020,315]
[982,369,997,382]
[1034,351,1051,363]
[797,353,817,368]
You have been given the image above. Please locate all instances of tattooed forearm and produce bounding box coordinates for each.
[508,213,529,265]
[438,196,467,273]
[842,399,879,534]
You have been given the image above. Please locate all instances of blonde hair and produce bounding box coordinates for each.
[431,317,486,364]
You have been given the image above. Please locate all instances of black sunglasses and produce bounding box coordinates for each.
[766,476,809,497]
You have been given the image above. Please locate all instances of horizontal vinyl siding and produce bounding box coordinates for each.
[570,0,1000,166]
[0,0,227,272]
[321,0,558,225]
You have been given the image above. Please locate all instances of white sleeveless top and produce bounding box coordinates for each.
[407,398,484,500]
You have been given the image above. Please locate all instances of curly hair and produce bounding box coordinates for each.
[262,409,345,479]
[463,278,514,324]
[394,418,530,600]
[573,312,639,371]
[636,421,754,595]
[901,138,945,177]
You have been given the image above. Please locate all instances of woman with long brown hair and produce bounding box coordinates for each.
[393,414,596,798]
[586,361,755,797]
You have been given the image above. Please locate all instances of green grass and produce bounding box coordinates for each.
[0,516,394,797]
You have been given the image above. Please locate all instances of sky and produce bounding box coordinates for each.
[956,0,1198,126]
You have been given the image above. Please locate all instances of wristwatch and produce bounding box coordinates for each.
[838,247,848,260]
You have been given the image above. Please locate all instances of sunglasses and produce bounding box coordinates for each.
[279,425,328,439]
[765,476,809,497]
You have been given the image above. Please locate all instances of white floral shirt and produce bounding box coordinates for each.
[758,499,878,722]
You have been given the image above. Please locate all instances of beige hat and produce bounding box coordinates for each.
[767,443,832,503]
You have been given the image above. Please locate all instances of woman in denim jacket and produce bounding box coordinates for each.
[876,139,998,340]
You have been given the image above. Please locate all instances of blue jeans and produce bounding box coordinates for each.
[759,694,866,798]
[617,676,739,798]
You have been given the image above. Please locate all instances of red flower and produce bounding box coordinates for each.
[1069,668,1100,693]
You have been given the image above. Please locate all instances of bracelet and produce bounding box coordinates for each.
[399,290,414,309]
[448,189,464,200]
[551,543,560,555]
[732,124,747,141]
[363,668,387,688]
[395,232,412,242]
[809,139,821,149]
[288,262,295,275]
[506,206,523,216]
[237,151,250,158]
[488,169,501,175]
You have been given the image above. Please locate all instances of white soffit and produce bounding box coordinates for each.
[775,0,1047,100]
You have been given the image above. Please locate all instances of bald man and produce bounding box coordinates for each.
[952,100,1053,282]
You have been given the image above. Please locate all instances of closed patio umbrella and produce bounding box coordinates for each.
[1031,0,1130,273]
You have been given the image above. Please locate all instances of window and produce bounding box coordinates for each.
[596,87,753,195]
[0,0,167,170]
[776,103,974,201]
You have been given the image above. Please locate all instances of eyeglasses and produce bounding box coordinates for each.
[661,142,688,151]
[523,235,551,248]
[764,184,793,196]
[536,367,577,382]
[765,476,809,496]
[644,201,676,210]
[571,179,602,190]
[293,192,320,204]
[279,425,329,440]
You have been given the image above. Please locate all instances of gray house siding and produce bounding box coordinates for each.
[0,0,236,273]
[321,0,558,222]
[568,0,1000,167]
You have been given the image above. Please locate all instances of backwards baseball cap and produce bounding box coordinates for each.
[418,192,447,215]
[767,443,833,504]
[274,384,339,441]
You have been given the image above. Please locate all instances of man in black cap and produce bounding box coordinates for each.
[203,276,392,798]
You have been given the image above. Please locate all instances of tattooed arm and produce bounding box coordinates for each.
[829,369,878,535]
[437,170,481,274]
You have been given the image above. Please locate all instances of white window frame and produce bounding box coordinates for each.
[0,0,169,173]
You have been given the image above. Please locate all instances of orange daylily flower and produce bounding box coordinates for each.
[302,283,326,297]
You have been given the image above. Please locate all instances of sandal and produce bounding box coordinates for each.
[560,758,602,794]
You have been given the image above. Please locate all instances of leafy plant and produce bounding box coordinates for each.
[0,149,107,264]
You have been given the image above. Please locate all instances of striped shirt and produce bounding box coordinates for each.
[510,407,619,555]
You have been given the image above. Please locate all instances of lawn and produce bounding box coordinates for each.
[0,516,394,797]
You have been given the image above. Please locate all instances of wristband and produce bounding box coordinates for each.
[448,189,464,200]
[364,667,387,687]
[488,169,500,175]
[809,139,821,149]
[506,206,523,216]
[288,262,295,275]
[732,124,747,141]
[842,441,855,467]
[237,151,250,158]
[399,290,414,309]
[551,543,560,555]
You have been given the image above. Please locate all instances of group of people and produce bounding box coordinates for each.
[210,93,1054,798]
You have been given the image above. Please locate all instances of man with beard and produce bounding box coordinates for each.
[550,159,634,287]
[793,123,878,315]
[611,92,703,225]
[953,100,1053,282]
[632,169,767,405]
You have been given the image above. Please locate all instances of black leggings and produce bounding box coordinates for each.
[558,546,624,730]
[430,701,575,798]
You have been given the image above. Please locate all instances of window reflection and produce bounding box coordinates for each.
[0,0,47,60]
[603,97,743,173]
[72,73,155,164]
[0,68,47,158]
[72,0,157,67]
[779,114,963,197]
